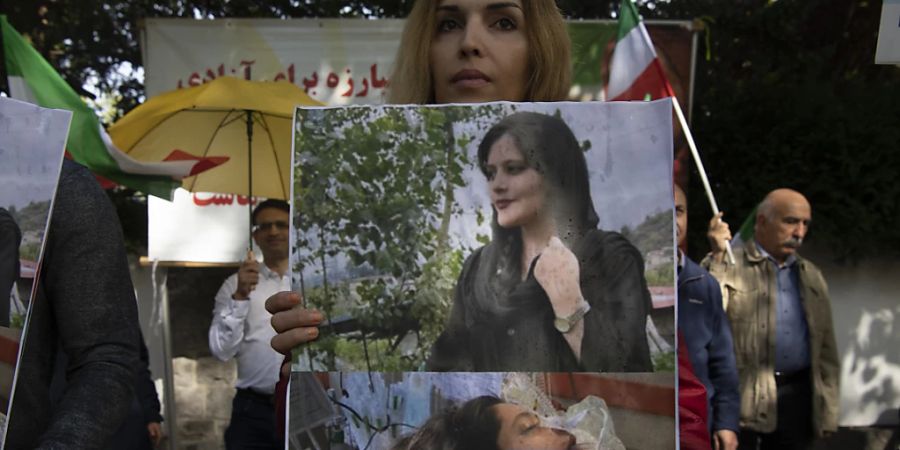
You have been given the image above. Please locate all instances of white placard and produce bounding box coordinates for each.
[876,0,900,64]
[148,188,262,263]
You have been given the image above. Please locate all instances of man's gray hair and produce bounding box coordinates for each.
[757,197,777,221]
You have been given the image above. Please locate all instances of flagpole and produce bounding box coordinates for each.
[670,95,736,265]
[246,109,253,252]
[639,27,735,263]
[621,2,736,264]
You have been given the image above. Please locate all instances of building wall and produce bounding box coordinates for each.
[133,261,237,449]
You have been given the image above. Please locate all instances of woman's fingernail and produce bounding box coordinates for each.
[308,328,319,339]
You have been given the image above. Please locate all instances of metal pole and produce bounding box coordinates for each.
[155,264,178,450]
[246,110,253,251]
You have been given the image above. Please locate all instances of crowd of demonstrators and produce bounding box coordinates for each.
[263,1,848,449]
[208,199,291,450]
[705,189,839,450]
[3,0,842,448]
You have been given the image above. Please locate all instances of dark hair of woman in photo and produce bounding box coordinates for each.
[391,395,577,450]
[426,111,653,372]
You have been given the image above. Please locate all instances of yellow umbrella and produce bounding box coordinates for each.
[109,76,321,201]
[109,76,320,249]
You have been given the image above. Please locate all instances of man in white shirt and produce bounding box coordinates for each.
[209,199,291,450]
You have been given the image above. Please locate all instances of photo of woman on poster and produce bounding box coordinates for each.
[427,112,653,372]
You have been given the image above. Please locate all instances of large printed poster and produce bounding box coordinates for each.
[286,100,676,449]
[289,100,675,373]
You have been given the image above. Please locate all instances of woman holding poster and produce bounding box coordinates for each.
[426,112,653,372]
[267,0,575,357]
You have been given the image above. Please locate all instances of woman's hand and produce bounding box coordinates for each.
[534,236,583,317]
[266,291,324,355]
[534,236,586,360]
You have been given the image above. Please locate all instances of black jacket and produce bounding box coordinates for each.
[6,160,140,449]
[428,229,653,372]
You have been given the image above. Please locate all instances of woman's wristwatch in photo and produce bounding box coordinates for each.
[553,300,591,333]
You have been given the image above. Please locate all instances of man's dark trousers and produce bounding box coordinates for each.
[225,388,279,450]
[738,369,813,450]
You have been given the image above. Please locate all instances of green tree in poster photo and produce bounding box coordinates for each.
[292,104,504,371]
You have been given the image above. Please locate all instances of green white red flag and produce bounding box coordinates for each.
[1,16,223,199]
[607,0,675,101]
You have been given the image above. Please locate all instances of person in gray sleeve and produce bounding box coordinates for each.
[5,159,141,449]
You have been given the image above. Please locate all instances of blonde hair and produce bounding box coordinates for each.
[387,0,571,104]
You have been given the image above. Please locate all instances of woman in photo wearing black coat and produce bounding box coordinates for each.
[427,111,653,372]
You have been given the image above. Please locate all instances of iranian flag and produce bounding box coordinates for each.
[1,16,224,200]
[607,0,674,101]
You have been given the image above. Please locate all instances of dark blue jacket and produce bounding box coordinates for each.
[678,255,740,433]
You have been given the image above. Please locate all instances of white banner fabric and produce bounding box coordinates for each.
[143,18,404,102]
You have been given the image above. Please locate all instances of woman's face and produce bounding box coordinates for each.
[430,0,530,103]
[485,134,546,229]
[493,403,577,450]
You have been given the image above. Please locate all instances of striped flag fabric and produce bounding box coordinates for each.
[607,0,675,101]
[1,16,224,200]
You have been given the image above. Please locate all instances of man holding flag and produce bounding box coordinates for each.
[705,189,840,449]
